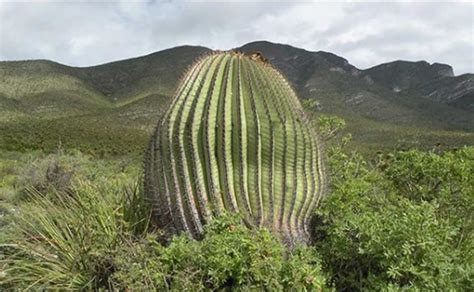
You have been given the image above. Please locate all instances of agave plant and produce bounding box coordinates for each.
[144,51,326,243]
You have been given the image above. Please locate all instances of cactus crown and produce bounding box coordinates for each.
[145,51,326,244]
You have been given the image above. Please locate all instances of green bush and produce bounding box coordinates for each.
[381,148,474,228]
[313,142,474,290]
[113,214,327,290]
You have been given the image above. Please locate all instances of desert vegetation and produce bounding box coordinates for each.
[1,115,472,290]
[0,50,472,291]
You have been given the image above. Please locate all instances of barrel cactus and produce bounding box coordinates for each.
[144,51,326,243]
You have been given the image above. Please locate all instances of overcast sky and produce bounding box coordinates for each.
[0,0,473,75]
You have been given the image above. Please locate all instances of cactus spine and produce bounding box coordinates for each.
[145,52,326,243]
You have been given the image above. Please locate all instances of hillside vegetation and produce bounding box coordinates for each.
[1,41,473,155]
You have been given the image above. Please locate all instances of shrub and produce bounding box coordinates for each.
[112,213,328,290]
[380,148,474,233]
[313,143,474,290]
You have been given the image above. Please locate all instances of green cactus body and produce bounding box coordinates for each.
[145,52,326,243]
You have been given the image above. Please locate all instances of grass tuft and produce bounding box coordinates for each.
[0,179,151,289]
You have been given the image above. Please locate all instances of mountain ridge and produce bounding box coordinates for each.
[1,40,473,153]
[2,41,469,78]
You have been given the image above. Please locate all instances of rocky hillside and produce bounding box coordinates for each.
[1,41,473,153]
[237,41,474,132]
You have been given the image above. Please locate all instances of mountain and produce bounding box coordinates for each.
[0,41,473,154]
[237,41,473,129]
[364,60,473,109]
[365,60,454,91]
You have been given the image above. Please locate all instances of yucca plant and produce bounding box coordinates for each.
[0,180,150,289]
[144,51,326,243]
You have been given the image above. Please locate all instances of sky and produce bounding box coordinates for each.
[0,0,473,75]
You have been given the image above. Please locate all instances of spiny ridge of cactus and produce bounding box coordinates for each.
[144,51,326,243]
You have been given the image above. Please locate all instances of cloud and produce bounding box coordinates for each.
[0,0,472,74]
[313,2,474,75]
